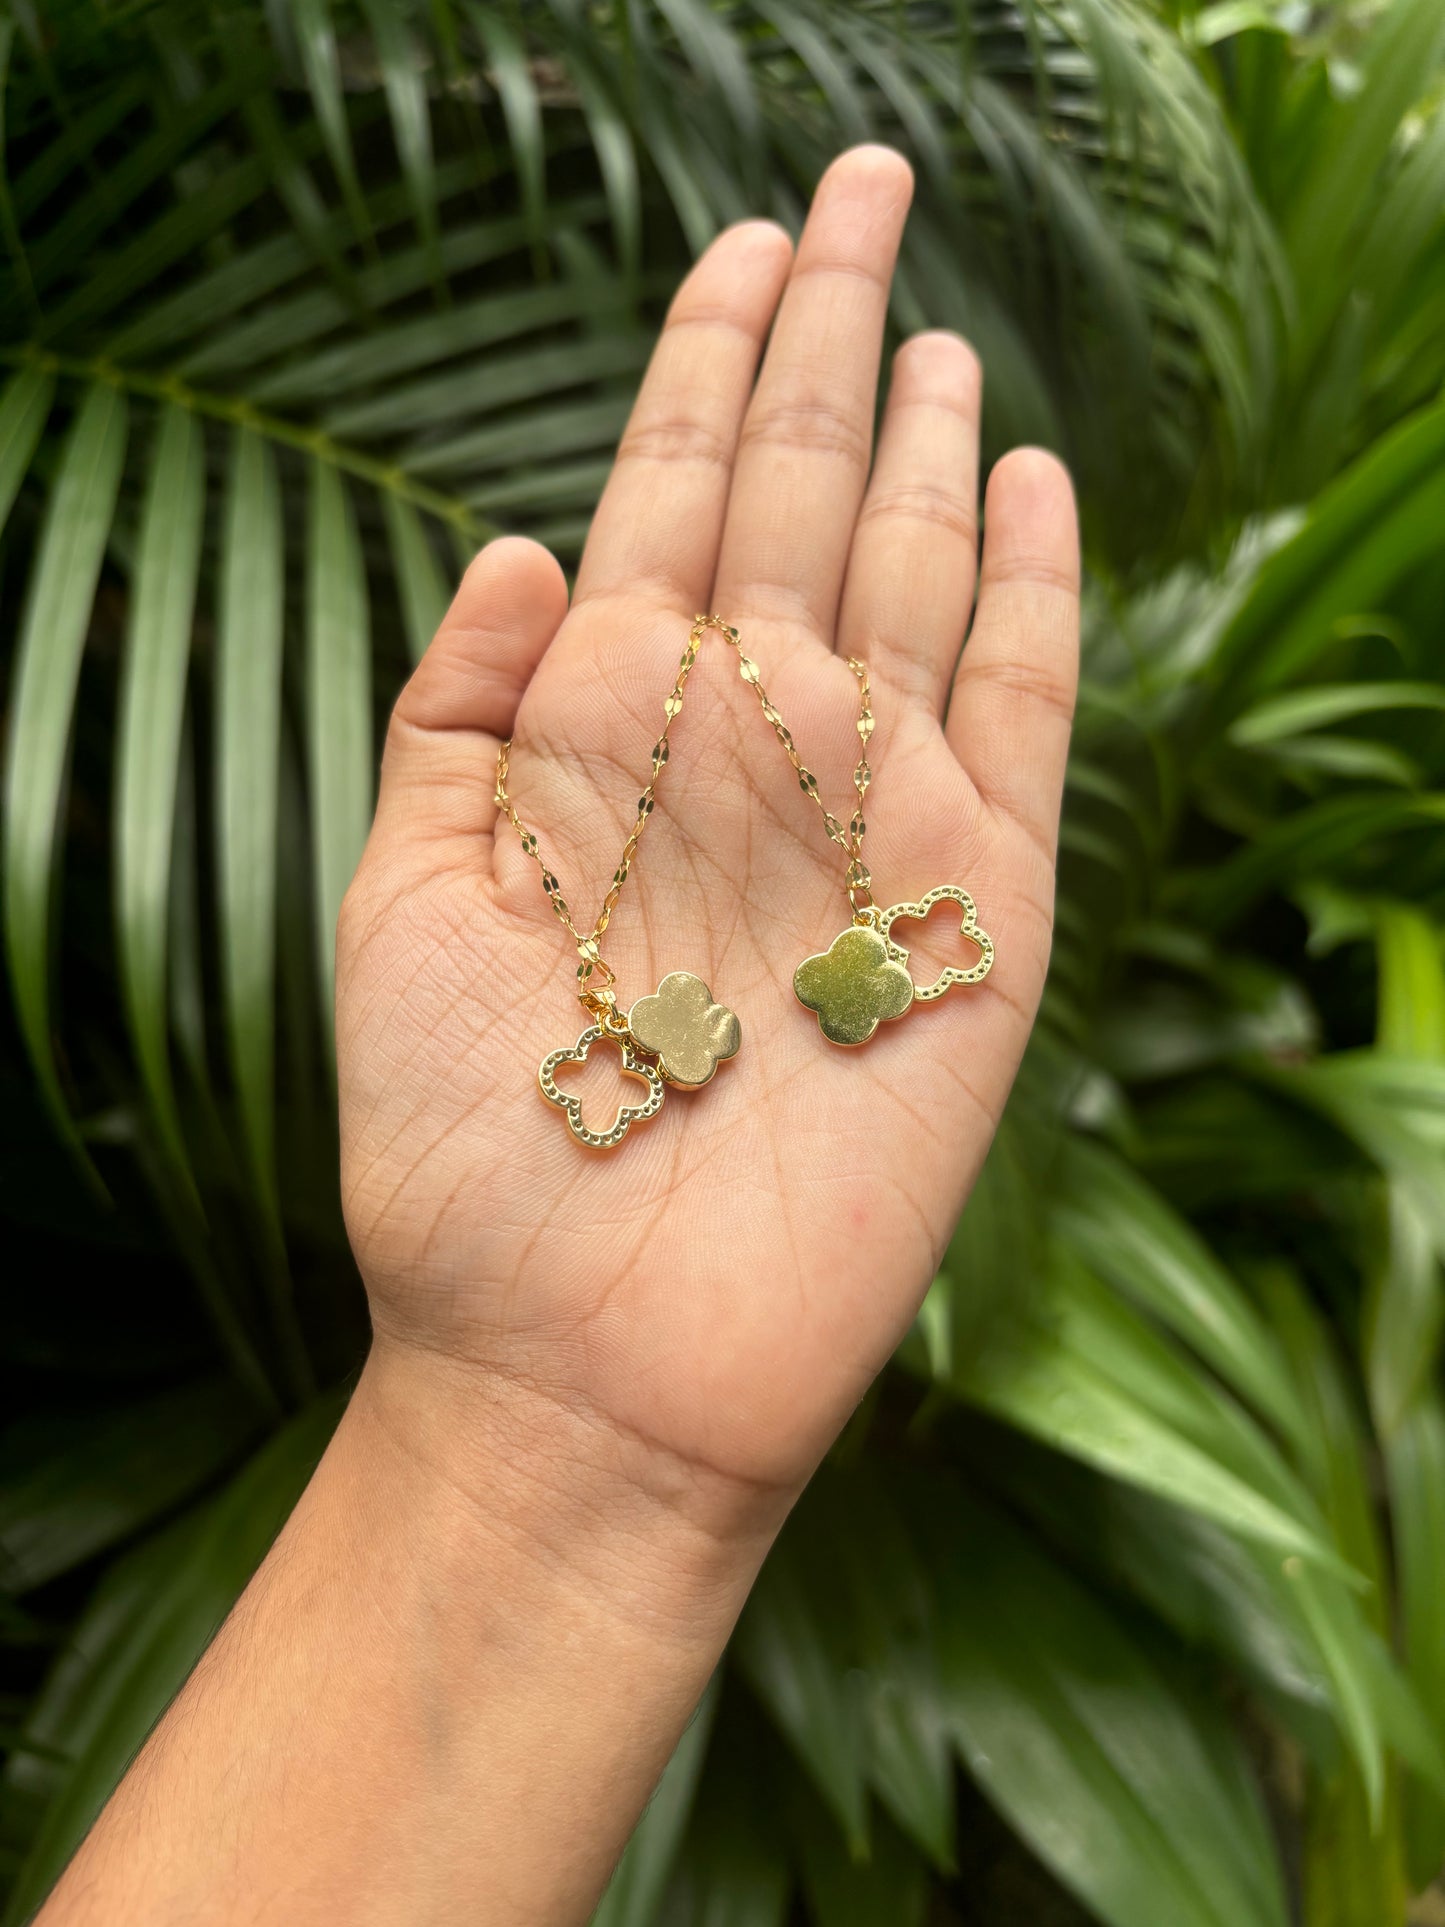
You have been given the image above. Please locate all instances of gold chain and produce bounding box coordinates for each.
[494,614,875,1027]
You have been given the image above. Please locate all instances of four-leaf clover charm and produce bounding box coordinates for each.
[627,971,742,1089]
[792,924,915,1046]
[879,886,993,999]
[538,1025,666,1149]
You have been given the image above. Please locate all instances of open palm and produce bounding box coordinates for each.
[336,147,1079,1511]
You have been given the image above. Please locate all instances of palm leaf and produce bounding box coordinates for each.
[2,381,127,1175]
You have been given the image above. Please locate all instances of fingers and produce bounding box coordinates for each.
[840,330,982,714]
[713,146,914,642]
[572,220,793,614]
[945,449,1080,854]
[372,536,569,854]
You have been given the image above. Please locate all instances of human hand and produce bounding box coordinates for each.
[336,145,1079,1536]
[36,145,1080,1927]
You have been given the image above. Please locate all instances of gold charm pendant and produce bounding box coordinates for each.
[627,972,741,1089]
[879,885,994,998]
[793,922,914,1046]
[794,888,993,1047]
[538,1025,665,1150]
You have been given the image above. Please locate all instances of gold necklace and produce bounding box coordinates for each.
[496,614,866,1146]
[691,619,994,1048]
[495,614,992,1149]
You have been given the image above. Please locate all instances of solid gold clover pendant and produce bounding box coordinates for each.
[539,1025,665,1149]
[628,971,741,1090]
[794,924,915,1046]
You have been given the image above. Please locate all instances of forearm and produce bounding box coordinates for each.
[38,1342,783,1926]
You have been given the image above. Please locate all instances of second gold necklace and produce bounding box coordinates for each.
[695,616,995,1047]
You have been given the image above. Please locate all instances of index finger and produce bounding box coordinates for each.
[572,220,793,617]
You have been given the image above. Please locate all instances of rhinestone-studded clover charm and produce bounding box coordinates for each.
[879,885,994,999]
[538,1025,665,1149]
[627,971,741,1089]
[793,923,915,1047]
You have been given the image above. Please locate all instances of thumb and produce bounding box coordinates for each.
[369,535,568,864]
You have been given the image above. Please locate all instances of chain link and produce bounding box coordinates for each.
[711,617,874,914]
[494,614,874,1020]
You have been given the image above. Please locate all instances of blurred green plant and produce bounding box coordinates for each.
[1,0,1444,1921]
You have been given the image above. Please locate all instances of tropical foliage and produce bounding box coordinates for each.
[2,0,1445,1921]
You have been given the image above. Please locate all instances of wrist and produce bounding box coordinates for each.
[54,1333,787,1927]
[346,1335,789,1651]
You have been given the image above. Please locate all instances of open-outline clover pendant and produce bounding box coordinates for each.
[879,885,994,999]
[538,1024,666,1149]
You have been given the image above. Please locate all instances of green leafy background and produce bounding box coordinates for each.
[2,1,1445,1920]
